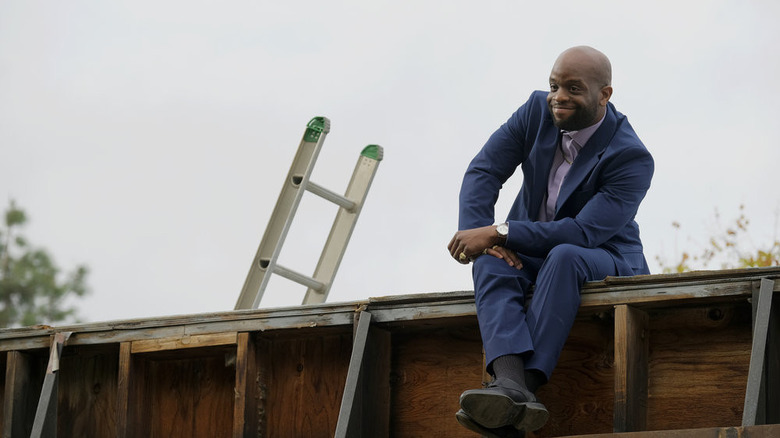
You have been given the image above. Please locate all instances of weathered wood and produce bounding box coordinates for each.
[233,332,258,438]
[563,423,780,437]
[613,305,649,433]
[0,354,6,434]
[744,278,775,426]
[537,316,616,437]
[262,330,352,437]
[57,345,119,438]
[646,303,752,430]
[30,332,70,438]
[3,350,46,438]
[29,373,57,438]
[130,346,236,438]
[763,292,780,423]
[115,342,133,438]
[359,320,391,437]
[391,324,483,438]
[335,311,372,438]
[130,332,237,354]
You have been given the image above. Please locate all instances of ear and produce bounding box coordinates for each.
[599,86,613,106]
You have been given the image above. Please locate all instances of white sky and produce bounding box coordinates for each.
[2,1,779,323]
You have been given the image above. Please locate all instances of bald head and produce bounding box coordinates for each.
[547,46,613,131]
[554,46,612,87]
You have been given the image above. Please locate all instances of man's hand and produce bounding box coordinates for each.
[447,226,522,269]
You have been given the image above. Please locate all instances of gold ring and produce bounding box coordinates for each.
[482,248,488,255]
[492,245,500,250]
[459,252,467,262]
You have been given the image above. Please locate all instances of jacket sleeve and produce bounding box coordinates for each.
[505,139,654,256]
[458,92,543,230]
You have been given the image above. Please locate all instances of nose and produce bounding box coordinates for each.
[553,88,569,103]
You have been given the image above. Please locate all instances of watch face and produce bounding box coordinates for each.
[497,223,508,236]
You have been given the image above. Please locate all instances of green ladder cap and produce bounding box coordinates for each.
[304,116,331,142]
[360,145,384,161]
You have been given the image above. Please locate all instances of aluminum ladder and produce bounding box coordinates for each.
[235,117,383,309]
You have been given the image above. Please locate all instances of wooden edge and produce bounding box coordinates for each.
[130,332,238,354]
[564,423,780,437]
[233,332,258,438]
[115,342,132,438]
[613,305,649,433]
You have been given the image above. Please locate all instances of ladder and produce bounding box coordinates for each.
[235,117,383,309]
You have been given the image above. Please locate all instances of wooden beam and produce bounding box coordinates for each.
[765,291,780,423]
[334,310,391,438]
[130,332,237,354]
[233,332,258,438]
[3,350,43,438]
[744,278,775,426]
[30,332,71,438]
[614,304,649,432]
[115,342,132,438]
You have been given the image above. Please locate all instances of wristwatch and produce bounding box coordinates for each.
[496,222,509,239]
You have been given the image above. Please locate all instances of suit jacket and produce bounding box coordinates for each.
[458,91,654,276]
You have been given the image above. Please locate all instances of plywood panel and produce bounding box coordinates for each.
[262,330,352,438]
[3,350,46,438]
[646,302,752,431]
[132,346,236,438]
[536,316,616,438]
[57,345,119,437]
[391,323,483,438]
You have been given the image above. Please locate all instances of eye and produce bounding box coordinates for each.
[549,84,558,92]
[569,86,582,93]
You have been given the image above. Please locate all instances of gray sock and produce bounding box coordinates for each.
[492,354,527,388]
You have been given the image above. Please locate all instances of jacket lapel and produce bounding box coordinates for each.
[527,128,560,221]
[555,104,617,216]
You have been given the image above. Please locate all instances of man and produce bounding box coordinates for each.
[447,46,653,437]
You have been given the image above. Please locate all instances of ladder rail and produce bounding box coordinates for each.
[235,118,382,309]
[235,117,330,310]
[303,145,383,305]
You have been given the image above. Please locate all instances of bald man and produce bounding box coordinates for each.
[448,46,653,437]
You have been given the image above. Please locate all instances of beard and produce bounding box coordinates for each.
[549,100,600,131]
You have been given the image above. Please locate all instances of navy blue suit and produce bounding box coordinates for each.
[459,91,653,380]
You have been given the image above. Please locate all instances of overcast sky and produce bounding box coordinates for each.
[2,1,779,324]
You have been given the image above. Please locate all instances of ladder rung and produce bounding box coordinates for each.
[273,264,326,292]
[306,181,356,212]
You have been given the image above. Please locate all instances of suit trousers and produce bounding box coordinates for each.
[472,243,619,381]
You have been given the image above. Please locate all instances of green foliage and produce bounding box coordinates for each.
[656,204,780,274]
[0,200,89,327]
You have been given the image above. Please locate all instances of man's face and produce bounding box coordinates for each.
[546,58,607,131]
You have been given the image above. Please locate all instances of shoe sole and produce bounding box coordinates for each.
[460,391,549,431]
[455,410,524,438]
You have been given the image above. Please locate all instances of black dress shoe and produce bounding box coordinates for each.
[455,409,525,438]
[459,378,549,432]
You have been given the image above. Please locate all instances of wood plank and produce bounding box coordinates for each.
[233,332,258,438]
[130,332,237,354]
[263,331,352,438]
[3,351,46,438]
[391,324,483,438]
[743,278,774,426]
[763,293,780,423]
[360,322,390,437]
[646,303,752,431]
[535,316,616,437]
[115,342,133,438]
[0,353,6,434]
[613,305,649,432]
[57,345,119,437]
[138,346,235,438]
[563,423,780,437]
[335,311,372,437]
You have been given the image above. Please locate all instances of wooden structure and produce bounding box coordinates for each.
[0,267,778,437]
